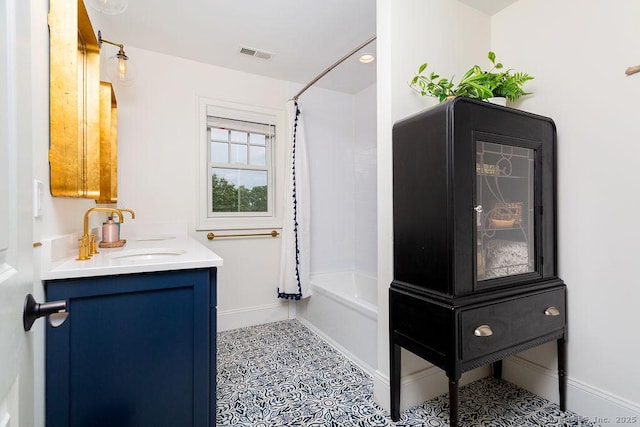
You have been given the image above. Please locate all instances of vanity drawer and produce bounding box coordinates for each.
[460,288,565,361]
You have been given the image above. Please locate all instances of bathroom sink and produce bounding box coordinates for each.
[42,234,223,280]
[108,248,187,261]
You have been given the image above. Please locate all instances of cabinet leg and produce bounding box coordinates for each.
[449,379,459,427]
[558,338,567,412]
[492,360,503,380]
[390,341,401,421]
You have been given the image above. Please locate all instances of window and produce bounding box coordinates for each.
[208,117,273,215]
[197,99,284,230]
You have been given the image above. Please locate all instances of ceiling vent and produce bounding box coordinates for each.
[239,46,273,60]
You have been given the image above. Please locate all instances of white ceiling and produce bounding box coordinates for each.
[88,0,377,95]
[88,0,518,96]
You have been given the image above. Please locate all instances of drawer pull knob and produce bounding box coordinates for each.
[474,325,493,337]
[544,306,560,316]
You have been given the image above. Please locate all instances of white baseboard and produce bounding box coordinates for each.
[504,356,640,423]
[373,365,490,413]
[217,302,290,332]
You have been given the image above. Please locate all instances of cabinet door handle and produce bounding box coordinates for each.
[474,324,493,337]
[544,306,560,317]
[474,205,483,226]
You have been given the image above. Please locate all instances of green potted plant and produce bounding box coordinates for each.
[409,51,534,104]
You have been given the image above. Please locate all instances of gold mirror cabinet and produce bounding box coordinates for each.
[49,0,118,201]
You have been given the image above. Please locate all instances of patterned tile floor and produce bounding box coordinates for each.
[216,320,593,426]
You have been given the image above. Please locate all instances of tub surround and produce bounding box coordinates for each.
[298,271,377,374]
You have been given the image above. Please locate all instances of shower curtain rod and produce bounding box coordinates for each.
[291,35,377,101]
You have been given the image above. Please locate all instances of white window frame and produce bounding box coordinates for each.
[197,98,285,230]
[208,116,274,218]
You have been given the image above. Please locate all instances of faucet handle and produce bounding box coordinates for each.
[76,236,90,261]
[89,233,99,255]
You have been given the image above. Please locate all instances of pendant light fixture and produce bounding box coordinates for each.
[87,0,128,15]
[98,30,135,85]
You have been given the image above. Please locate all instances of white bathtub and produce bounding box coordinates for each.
[297,271,378,374]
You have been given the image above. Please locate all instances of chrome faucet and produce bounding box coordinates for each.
[77,207,125,261]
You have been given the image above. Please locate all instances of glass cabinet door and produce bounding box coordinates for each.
[476,140,535,281]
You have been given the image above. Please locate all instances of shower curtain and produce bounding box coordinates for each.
[278,100,311,300]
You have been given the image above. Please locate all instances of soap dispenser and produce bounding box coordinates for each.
[102,216,119,243]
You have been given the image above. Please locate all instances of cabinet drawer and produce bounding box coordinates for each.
[460,288,565,361]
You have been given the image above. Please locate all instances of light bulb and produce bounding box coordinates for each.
[88,0,128,15]
[117,56,127,81]
[106,52,135,86]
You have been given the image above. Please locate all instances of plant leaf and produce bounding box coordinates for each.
[418,63,427,74]
[488,51,496,63]
[459,67,475,82]
[466,82,493,98]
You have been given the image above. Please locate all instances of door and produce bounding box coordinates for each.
[0,0,35,425]
[475,137,537,282]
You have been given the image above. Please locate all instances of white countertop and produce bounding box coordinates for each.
[41,234,223,281]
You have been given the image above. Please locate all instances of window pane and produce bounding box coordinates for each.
[238,170,268,212]
[230,130,247,143]
[475,140,535,281]
[212,168,238,212]
[212,168,268,213]
[210,128,228,141]
[249,146,266,165]
[211,142,228,163]
[230,144,247,164]
[249,133,266,146]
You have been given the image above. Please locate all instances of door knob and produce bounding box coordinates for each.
[23,293,68,331]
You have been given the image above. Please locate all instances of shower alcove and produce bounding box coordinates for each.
[295,82,378,374]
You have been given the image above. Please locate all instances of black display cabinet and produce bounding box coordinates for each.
[389,97,567,426]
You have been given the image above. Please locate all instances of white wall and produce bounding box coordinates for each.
[301,83,378,277]
[105,46,290,224]
[375,0,492,412]
[491,0,640,419]
[354,84,378,277]
[376,0,640,420]
[301,87,356,274]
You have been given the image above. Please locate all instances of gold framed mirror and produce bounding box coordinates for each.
[49,0,117,201]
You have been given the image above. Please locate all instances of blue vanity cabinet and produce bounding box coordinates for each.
[45,267,217,427]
